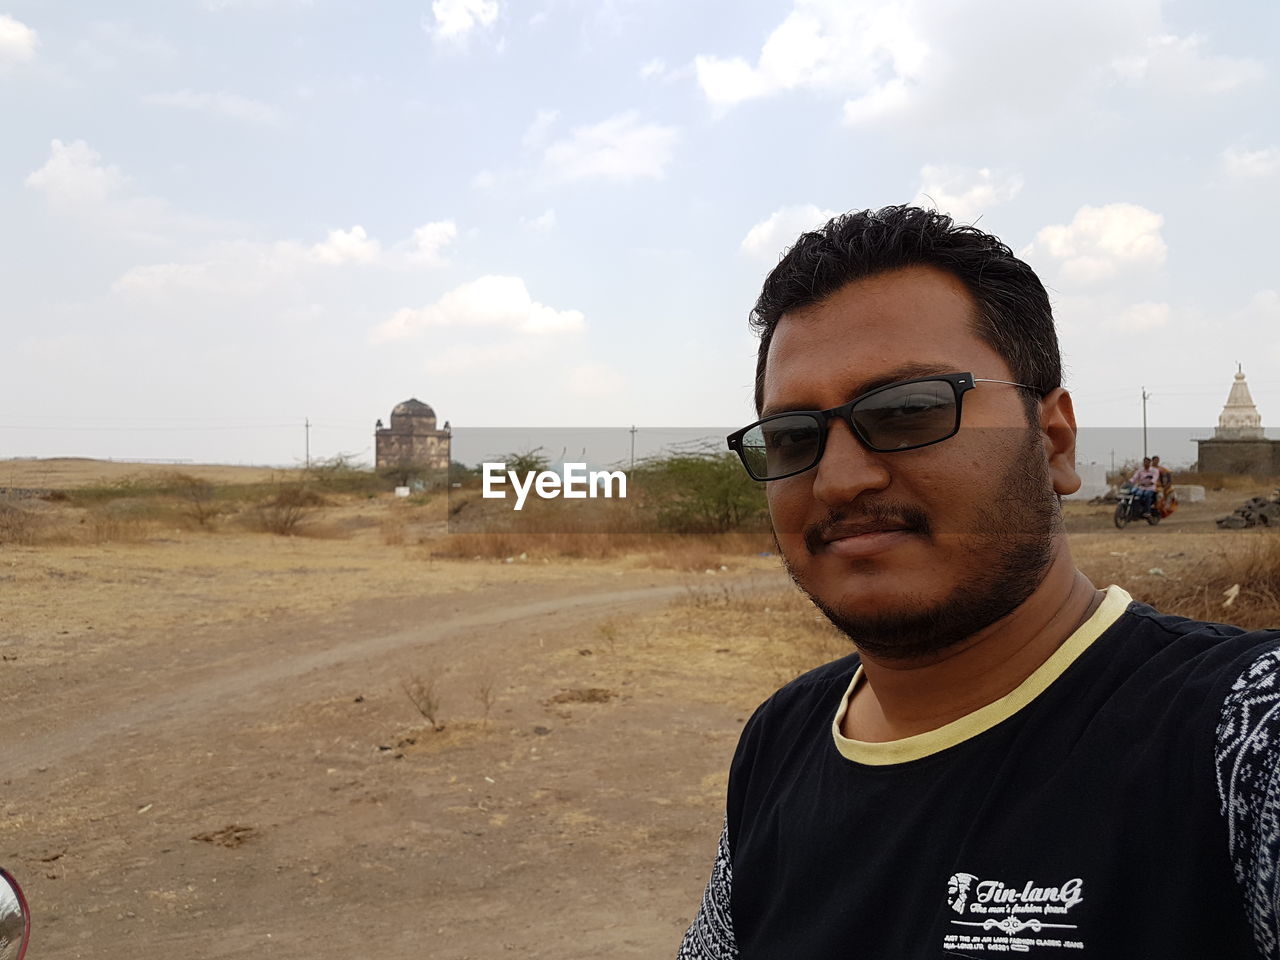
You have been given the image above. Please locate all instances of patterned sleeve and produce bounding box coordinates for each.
[1215,646,1280,960]
[676,818,739,959]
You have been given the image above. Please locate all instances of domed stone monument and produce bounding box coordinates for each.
[375,398,451,472]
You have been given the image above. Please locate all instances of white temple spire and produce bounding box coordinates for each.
[1215,367,1265,440]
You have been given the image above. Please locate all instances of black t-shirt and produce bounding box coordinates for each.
[679,587,1280,959]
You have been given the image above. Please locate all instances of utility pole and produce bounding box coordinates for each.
[1141,388,1150,460]
[629,425,637,471]
[305,417,311,470]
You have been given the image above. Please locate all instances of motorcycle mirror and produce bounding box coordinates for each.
[0,868,30,960]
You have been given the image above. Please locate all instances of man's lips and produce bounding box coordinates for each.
[818,520,913,543]
[803,515,925,558]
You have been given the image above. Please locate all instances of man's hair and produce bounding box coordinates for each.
[750,205,1062,416]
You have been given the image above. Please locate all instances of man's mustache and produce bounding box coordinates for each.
[802,503,931,555]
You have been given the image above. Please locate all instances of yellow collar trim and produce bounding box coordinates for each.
[831,584,1132,766]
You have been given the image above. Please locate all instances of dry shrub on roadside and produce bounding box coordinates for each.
[161,472,220,527]
[1110,533,1280,630]
[87,500,158,544]
[403,669,445,731]
[474,674,498,729]
[0,502,41,545]
[250,483,328,536]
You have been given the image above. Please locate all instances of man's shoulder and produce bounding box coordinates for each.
[743,652,860,733]
[1117,600,1280,655]
[775,651,861,699]
[1108,600,1280,706]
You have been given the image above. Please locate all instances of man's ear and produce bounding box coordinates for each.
[1039,387,1080,496]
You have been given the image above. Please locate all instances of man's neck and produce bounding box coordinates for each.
[841,546,1102,743]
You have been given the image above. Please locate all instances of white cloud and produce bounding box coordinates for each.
[112,261,219,297]
[112,219,455,300]
[25,139,128,212]
[311,226,380,265]
[0,14,37,65]
[543,111,678,183]
[914,165,1023,224]
[23,139,215,244]
[693,0,1262,129]
[409,220,458,266]
[521,209,556,233]
[427,0,499,44]
[75,22,177,70]
[639,58,667,80]
[741,204,838,261]
[1118,301,1171,331]
[522,109,559,150]
[1222,145,1280,179]
[374,275,585,342]
[1112,33,1265,95]
[471,169,498,190]
[143,90,279,126]
[1027,203,1167,284]
[842,78,912,126]
[694,1,928,111]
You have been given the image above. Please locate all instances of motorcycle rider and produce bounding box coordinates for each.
[1151,455,1176,517]
[1128,457,1160,518]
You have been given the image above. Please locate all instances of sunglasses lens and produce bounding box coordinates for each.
[741,415,823,479]
[850,380,958,450]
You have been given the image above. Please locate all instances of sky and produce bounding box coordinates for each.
[2,0,1278,469]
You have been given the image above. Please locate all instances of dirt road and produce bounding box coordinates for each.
[3,565,786,959]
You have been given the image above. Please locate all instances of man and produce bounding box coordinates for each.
[1127,456,1160,518]
[678,206,1280,959]
[1151,454,1177,518]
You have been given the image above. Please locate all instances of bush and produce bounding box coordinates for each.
[630,445,769,533]
[161,472,219,527]
[251,483,327,535]
[0,502,40,545]
[308,453,396,496]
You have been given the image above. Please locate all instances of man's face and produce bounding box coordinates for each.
[762,265,1061,661]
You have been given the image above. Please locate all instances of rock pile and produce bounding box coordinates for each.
[1217,490,1280,529]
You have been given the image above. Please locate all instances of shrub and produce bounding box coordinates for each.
[403,669,445,731]
[0,502,40,545]
[630,445,769,533]
[161,472,219,527]
[251,483,327,535]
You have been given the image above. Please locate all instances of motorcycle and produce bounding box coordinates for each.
[0,868,30,960]
[1114,483,1161,528]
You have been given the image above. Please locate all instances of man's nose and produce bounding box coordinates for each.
[810,416,891,507]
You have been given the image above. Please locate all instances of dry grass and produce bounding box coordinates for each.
[1082,532,1280,629]
[0,501,42,545]
[430,530,771,566]
[1180,472,1280,492]
[673,584,848,683]
[0,457,295,490]
[86,504,157,544]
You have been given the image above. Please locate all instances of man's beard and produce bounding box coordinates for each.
[780,430,1061,662]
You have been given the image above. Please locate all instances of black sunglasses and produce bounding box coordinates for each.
[726,372,1042,482]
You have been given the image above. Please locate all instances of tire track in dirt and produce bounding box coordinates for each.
[0,573,782,783]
